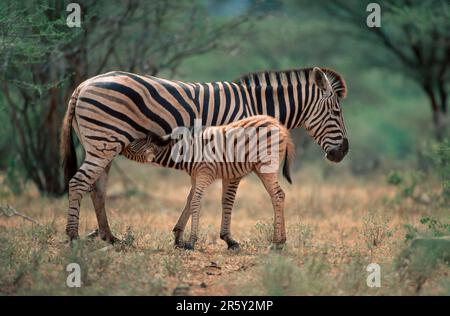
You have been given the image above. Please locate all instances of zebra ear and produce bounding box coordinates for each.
[152,134,172,147]
[146,131,172,147]
[312,67,332,93]
[161,134,172,144]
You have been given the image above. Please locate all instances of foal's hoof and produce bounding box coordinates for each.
[269,243,285,251]
[182,242,195,251]
[174,239,185,249]
[66,229,80,243]
[101,234,120,244]
[85,230,119,245]
[86,229,99,239]
[227,240,240,251]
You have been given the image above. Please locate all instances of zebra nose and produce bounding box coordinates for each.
[342,137,349,156]
[326,138,349,163]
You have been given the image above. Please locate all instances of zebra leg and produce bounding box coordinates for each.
[172,184,194,248]
[255,172,286,248]
[89,162,119,244]
[66,156,114,242]
[220,178,241,250]
[184,173,214,250]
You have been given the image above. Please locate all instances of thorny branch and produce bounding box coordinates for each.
[0,205,41,225]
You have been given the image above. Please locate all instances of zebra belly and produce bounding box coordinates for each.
[189,162,255,180]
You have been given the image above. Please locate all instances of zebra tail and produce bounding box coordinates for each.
[282,132,295,184]
[60,87,80,188]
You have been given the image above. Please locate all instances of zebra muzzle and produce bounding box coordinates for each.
[325,138,349,163]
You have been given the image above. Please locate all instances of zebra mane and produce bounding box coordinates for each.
[236,67,347,99]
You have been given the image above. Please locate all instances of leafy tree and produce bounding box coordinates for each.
[319,0,449,139]
[0,1,74,194]
[0,0,252,195]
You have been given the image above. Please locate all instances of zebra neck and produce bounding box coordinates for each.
[239,69,320,130]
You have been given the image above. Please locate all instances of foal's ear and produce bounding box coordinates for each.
[160,134,172,145]
[152,133,172,147]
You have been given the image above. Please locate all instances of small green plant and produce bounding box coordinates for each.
[162,256,183,279]
[28,223,56,245]
[361,212,393,249]
[387,171,403,186]
[292,222,314,249]
[404,224,419,242]
[260,255,298,295]
[253,220,274,246]
[117,226,136,250]
[336,253,370,295]
[420,217,450,236]
[257,254,330,296]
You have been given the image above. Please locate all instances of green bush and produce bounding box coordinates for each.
[397,216,450,293]
[404,216,450,242]
[387,170,425,201]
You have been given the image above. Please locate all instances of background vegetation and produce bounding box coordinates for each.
[0,0,448,295]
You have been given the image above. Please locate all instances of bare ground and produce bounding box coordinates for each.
[0,159,449,295]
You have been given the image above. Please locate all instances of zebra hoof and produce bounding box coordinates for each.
[108,236,121,244]
[66,229,79,242]
[101,233,120,244]
[227,241,240,251]
[174,241,185,249]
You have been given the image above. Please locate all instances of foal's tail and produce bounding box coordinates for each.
[282,132,295,184]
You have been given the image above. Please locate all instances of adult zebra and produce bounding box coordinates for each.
[60,67,349,243]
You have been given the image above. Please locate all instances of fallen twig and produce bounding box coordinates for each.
[0,205,41,225]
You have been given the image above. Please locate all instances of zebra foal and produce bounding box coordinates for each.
[122,115,294,250]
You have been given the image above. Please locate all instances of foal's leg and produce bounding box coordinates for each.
[184,173,214,250]
[89,162,119,243]
[66,155,114,241]
[220,178,242,250]
[172,178,196,247]
[173,178,242,249]
[255,172,286,247]
[172,182,195,247]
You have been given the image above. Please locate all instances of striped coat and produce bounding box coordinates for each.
[60,67,348,243]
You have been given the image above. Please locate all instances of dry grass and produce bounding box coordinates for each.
[0,158,448,295]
